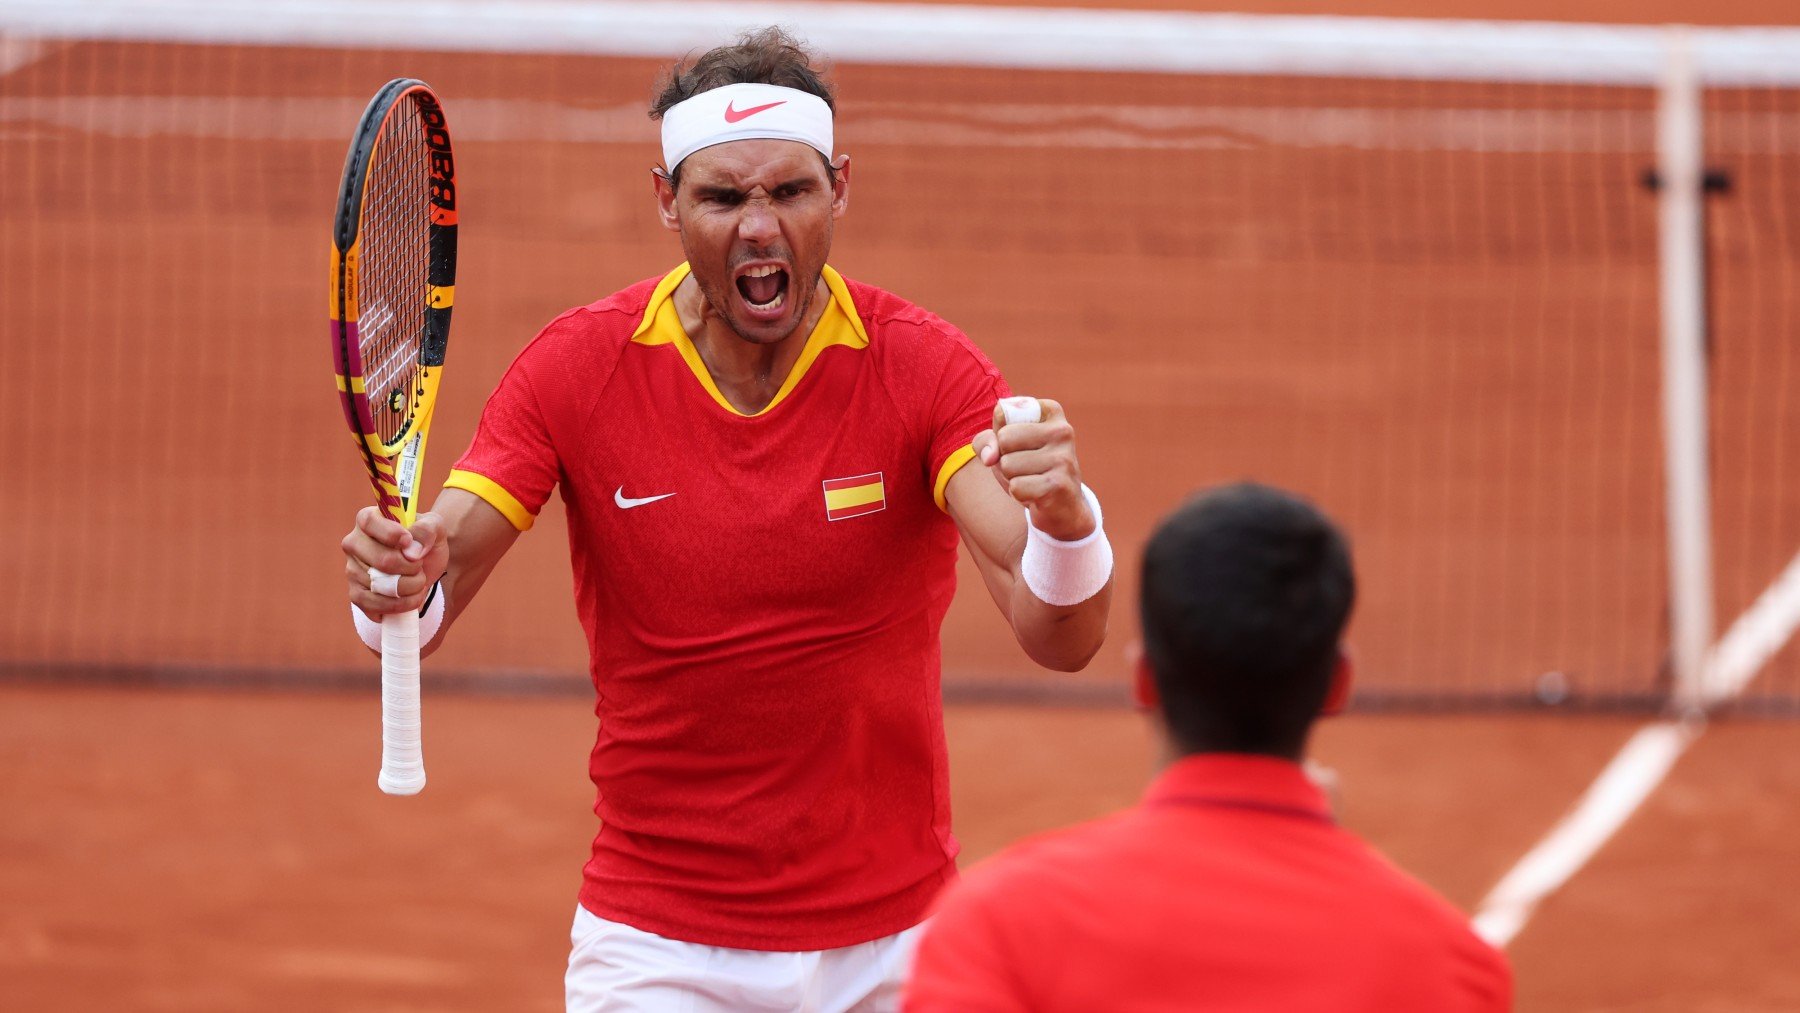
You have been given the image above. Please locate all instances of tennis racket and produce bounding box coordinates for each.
[329,79,458,796]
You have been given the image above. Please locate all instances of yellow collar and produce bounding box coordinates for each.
[630,263,869,417]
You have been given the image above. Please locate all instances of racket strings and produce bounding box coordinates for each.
[357,98,434,448]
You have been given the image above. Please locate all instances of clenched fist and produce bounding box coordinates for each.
[342,507,449,621]
[971,396,1095,542]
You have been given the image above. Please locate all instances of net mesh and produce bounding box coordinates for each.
[1706,84,1800,710]
[0,26,1795,711]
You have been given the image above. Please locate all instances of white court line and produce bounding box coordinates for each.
[1470,719,1698,947]
[1701,549,1800,703]
[1470,549,1800,948]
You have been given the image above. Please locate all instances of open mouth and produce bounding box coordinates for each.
[734,263,790,316]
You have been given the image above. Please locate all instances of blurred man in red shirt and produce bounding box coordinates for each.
[906,482,1512,1012]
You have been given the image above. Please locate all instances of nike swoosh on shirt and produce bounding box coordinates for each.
[614,488,676,509]
[723,100,786,123]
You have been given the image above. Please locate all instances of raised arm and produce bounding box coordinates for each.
[944,398,1111,672]
[341,487,522,657]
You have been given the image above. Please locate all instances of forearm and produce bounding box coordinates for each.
[947,439,1113,672]
[424,488,522,652]
[946,395,1114,672]
[1007,577,1111,671]
[418,551,495,657]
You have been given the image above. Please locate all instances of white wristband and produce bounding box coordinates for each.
[1020,484,1113,607]
[353,580,445,651]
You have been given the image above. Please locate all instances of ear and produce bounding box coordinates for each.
[1128,640,1160,712]
[652,167,681,234]
[1319,648,1354,718]
[829,154,851,219]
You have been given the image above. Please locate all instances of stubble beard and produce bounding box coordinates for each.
[684,214,835,346]
[695,263,822,347]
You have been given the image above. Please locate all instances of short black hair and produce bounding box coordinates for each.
[649,27,837,188]
[1139,483,1355,759]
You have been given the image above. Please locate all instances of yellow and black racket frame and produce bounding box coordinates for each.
[329,78,457,529]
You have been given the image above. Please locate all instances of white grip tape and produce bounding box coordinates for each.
[999,395,1043,426]
[352,581,445,652]
[378,609,426,795]
[349,574,442,796]
[369,567,401,597]
[1021,484,1113,607]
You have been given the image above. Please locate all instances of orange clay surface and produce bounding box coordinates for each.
[3,686,1797,1011]
[5,2,1800,1010]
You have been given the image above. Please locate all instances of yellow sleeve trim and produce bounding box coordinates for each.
[933,444,979,512]
[445,469,536,531]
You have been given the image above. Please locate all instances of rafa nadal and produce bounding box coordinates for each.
[339,27,1113,1012]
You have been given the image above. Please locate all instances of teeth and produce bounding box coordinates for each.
[740,263,786,311]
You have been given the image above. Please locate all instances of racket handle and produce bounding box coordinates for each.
[378,607,426,795]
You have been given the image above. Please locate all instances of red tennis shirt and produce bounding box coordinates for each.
[446,264,1007,951]
[905,754,1513,1012]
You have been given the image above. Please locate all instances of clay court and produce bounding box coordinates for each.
[3,689,1797,1010]
[3,1,1800,1009]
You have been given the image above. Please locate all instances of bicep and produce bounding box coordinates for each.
[945,459,1027,617]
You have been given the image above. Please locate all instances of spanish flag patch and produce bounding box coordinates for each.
[823,472,886,521]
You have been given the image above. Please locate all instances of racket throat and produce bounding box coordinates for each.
[395,430,423,505]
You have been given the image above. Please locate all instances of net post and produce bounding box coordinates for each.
[1656,28,1715,715]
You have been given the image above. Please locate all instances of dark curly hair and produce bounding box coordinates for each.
[649,26,837,187]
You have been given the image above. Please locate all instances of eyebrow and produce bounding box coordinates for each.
[692,174,820,200]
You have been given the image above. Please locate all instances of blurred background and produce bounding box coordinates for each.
[4,1,1799,1009]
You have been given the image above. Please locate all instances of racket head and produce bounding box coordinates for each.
[330,78,458,528]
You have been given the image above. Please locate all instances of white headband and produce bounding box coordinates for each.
[660,82,834,172]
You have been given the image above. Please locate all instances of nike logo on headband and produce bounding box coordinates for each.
[724,100,787,123]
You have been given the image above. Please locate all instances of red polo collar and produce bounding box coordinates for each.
[1143,753,1335,825]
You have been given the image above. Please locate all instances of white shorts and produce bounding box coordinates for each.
[565,905,925,1013]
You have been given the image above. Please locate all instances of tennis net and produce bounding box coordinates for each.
[4,1,1800,711]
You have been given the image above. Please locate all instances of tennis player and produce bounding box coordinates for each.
[340,28,1112,1012]
[903,483,1512,1012]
